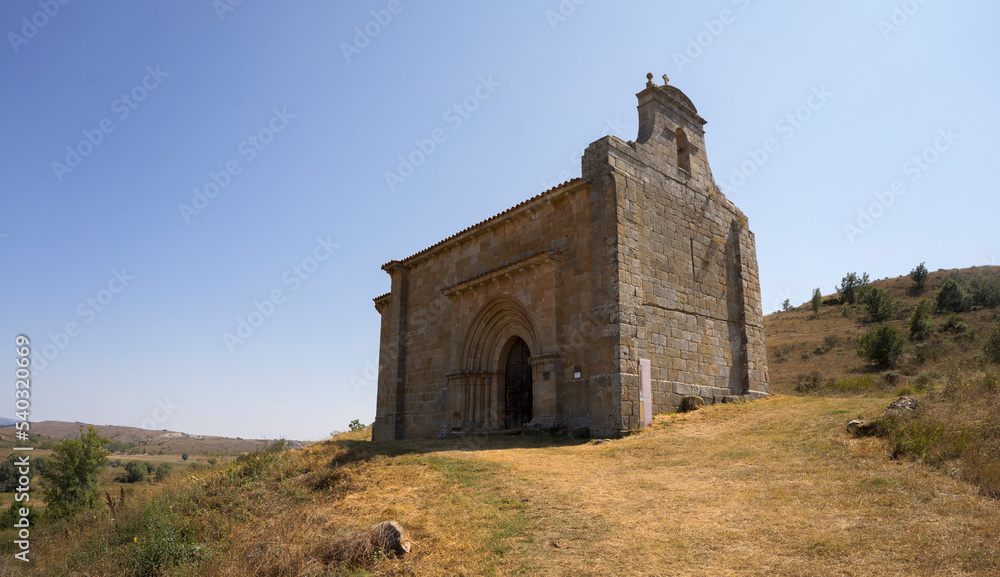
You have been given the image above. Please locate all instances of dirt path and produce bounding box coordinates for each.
[436,395,1000,576]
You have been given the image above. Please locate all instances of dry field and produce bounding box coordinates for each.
[6,395,1000,575]
[423,396,1000,576]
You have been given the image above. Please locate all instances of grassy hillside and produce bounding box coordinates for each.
[766,265,1000,498]
[766,264,1000,394]
[4,398,999,576]
[0,421,283,456]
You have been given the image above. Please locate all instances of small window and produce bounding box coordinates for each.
[676,128,691,174]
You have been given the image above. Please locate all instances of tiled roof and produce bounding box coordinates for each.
[381,178,584,269]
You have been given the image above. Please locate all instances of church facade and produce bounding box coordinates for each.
[372,74,769,440]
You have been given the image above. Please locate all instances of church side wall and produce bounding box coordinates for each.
[381,183,603,439]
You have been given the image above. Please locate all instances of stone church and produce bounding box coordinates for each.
[372,74,769,440]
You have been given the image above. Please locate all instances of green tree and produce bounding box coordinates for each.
[810,288,822,317]
[348,419,367,432]
[116,460,148,483]
[0,454,52,493]
[155,462,173,482]
[909,299,935,341]
[910,262,929,290]
[837,272,870,305]
[857,323,906,368]
[969,274,1000,308]
[181,452,189,461]
[33,456,52,478]
[862,286,895,323]
[937,274,972,312]
[781,298,792,312]
[41,426,110,519]
[0,455,22,493]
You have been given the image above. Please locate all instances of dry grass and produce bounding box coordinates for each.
[436,396,1000,576]
[2,398,999,575]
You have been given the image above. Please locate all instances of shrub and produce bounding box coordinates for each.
[823,334,841,349]
[937,274,972,312]
[348,419,368,432]
[181,452,189,461]
[837,272,870,305]
[983,322,1000,365]
[910,262,929,290]
[794,371,824,393]
[857,323,906,368]
[909,299,936,341]
[913,371,934,391]
[862,286,894,323]
[781,298,792,312]
[941,313,968,333]
[0,502,38,528]
[155,463,173,482]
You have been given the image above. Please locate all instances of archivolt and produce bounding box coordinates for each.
[460,295,537,372]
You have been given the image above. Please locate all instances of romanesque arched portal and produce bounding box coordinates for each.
[445,295,538,432]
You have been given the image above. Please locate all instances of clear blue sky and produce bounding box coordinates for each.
[2,1,997,441]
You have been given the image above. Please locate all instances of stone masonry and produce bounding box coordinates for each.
[372,74,769,440]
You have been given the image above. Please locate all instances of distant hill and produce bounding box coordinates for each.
[764,264,1000,393]
[0,420,300,456]
[0,417,16,427]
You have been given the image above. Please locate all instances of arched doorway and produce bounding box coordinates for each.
[504,337,533,429]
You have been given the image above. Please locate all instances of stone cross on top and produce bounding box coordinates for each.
[645,72,669,89]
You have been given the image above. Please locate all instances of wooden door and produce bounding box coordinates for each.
[504,338,532,429]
